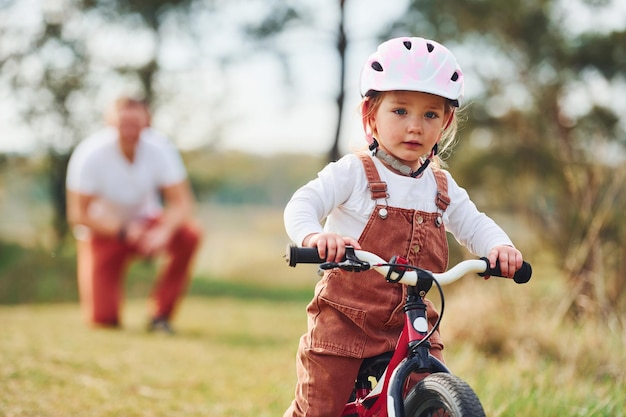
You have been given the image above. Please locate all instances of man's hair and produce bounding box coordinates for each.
[105,96,151,126]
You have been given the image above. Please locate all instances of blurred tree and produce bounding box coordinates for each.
[0,0,203,244]
[1,0,337,244]
[77,0,196,103]
[0,1,93,241]
[390,0,626,323]
[243,0,347,162]
[330,0,347,162]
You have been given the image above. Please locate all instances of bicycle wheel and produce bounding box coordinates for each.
[404,373,485,417]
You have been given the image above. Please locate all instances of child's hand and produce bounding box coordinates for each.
[486,245,523,279]
[303,233,361,263]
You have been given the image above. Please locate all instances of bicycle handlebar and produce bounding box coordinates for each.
[285,245,532,285]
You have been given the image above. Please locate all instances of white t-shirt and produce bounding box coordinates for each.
[284,153,513,257]
[66,127,187,223]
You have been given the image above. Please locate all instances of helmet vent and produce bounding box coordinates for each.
[426,43,434,53]
[451,71,459,81]
[371,61,384,72]
[403,41,412,50]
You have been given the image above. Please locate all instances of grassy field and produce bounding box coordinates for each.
[0,297,305,417]
[1,204,625,416]
[1,287,624,417]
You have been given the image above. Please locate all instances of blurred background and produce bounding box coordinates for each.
[2,0,625,320]
[1,0,625,414]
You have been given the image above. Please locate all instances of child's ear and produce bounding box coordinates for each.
[361,99,376,134]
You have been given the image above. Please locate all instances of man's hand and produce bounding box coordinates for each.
[123,220,171,257]
[136,224,172,256]
[67,191,124,238]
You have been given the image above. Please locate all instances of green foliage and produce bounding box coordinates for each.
[243,2,304,38]
[189,278,312,303]
[0,240,78,304]
[391,0,626,321]
[0,240,165,305]
[574,30,626,77]
[184,150,324,206]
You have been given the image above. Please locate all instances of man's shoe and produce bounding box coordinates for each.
[148,317,175,335]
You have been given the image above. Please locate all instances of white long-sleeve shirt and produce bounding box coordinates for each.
[284,153,513,257]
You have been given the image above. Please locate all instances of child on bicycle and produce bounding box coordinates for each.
[283,36,523,417]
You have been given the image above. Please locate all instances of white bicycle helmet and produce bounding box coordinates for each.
[359,36,464,107]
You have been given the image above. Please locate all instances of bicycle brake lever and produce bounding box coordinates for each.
[319,247,371,272]
[319,262,339,270]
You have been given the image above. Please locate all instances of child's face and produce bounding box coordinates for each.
[370,91,448,171]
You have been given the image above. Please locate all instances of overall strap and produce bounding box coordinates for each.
[357,153,388,200]
[432,169,450,211]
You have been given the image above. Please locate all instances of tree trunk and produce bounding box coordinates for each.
[327,0,346,163]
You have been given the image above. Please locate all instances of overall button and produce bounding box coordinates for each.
[416,215,424,225]
[413,244,421,253]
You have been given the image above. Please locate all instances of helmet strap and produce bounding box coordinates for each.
[372,141,438,179]
[410,158,431,178]
[410,144,438,177]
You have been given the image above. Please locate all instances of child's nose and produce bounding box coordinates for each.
[406,116,423,134]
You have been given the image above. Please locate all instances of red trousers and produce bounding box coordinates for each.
[76,221,201,326]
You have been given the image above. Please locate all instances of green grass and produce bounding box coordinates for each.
[0,297,305,417]
[2,288,624,417]
[447,346,625,416]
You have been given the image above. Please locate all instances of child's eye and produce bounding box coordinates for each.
[393,109,407,115]
[425,111,439,119]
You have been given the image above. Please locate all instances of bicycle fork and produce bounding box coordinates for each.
[386,285,449,417]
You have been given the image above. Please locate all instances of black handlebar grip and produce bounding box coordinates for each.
[478,257,532,284]
[286,244,325,267]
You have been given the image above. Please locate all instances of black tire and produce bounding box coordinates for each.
[404,373,486,417]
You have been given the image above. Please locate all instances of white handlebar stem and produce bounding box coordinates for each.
[353,250,489,286]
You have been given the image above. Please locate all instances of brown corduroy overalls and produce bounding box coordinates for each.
[284,153,450,417]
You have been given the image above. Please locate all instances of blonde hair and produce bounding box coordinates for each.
[360,91,460,168]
